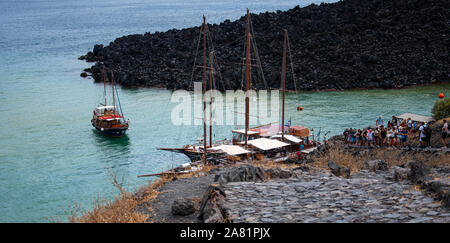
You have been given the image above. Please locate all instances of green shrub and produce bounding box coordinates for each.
[431,97,450,121]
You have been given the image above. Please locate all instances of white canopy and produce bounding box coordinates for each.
[396,113,434,123]
[232,129,259,135]
[208,145,250,156]
[96,105,115,110]
[270,134,303,144]
[247,138,289,151]
[301,147,317,154]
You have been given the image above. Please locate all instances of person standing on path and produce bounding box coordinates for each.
[380,126,387,146]
[425,123,432,148]
[376,115,383,127]
[391,116,397,127]
[441,120,448,148]
[399,127,408,147]
[419,123,426,148]
[343,128,349,144]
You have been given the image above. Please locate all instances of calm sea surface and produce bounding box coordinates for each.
[0,0,448,222]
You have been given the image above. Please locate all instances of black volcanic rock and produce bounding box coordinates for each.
[81,0,450,90]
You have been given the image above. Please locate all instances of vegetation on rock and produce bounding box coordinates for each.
[432,98,450,121]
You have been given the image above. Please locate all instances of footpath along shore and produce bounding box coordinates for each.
[139,140,449,223]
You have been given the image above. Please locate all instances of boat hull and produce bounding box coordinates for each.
[159,148,203,161]
[180,150,203,161]
[158,147,223,162]
[93,125,128,137]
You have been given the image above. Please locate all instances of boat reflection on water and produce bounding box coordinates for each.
[93,128,130,143]
[91,130,134,181]
[92,129,131,155]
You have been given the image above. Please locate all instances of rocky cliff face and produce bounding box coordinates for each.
[80,0,450,91]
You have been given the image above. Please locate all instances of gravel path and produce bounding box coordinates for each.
[224,170,450,223]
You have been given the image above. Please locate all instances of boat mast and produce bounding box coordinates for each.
[102,66,107,106]
[111,70,116,116]
[202,16,207,164]
[281,29,287,141]
[245,9,251,146]
[209,51,213,147]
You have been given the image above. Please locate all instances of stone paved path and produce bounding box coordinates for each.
[224,170,450,223]
[139,175,214,223]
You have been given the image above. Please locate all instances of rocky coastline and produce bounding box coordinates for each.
[80,0,450,91]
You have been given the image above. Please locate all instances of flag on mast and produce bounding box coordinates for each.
[285,118,291,127]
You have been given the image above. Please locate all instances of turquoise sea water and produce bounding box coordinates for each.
[0,0,448,222]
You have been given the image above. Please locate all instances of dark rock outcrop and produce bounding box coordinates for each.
[407,160,430,184]
[265,167,293,179]
[171,197,199,216]
[197,185,228,223]
[365,159,388,172]
[294,165,310,172]
[328,160,351,178]
[214,165,266,185]
[400,160,449,208]
[80,0,450,90]
[429,179,450,207]
[392,166,408,181]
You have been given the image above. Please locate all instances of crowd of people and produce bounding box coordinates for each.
[343,115,448,148]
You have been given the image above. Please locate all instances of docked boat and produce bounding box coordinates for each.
[91,68,129,137]
[158,11,319,163]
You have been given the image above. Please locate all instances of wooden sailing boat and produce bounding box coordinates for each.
[281,29,287,142]
[159,11,317,163]
[232,24,318,156]
[159,16,219,163]
[276,29,317,152]
[141,28,319,178]
[91,67,129,137]
[202,15,208,163]
[244,8,251,147]
[160,10,283,161]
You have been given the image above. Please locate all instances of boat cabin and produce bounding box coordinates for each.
[247,138,290,158]
[289,126,310,137]
[252,124,289,137]
[231,129,260,145]
[208,144,251,161]
[94,106,116,116]
[270,134,302,144]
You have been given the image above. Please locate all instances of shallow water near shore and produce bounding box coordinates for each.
[0,0,448,222]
